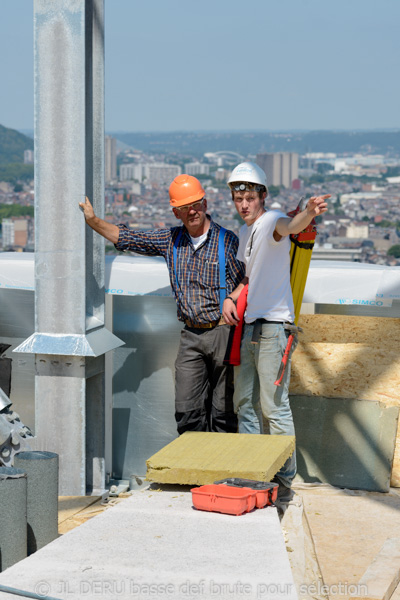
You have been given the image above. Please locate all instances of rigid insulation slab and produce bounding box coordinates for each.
[146,431,295,485]
[291,395,399,492]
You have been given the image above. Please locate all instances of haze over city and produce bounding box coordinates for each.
[0,0,400,266]
[0,0,399,132]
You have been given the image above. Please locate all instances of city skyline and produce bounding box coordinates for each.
[0,0,399,133]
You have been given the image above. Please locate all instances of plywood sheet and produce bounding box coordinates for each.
[292,315,400,404]
[393,421,400,488]
[297,315,400,346]
[297,486,400,600]
[291,343,400,403]
[58,496,101,524]
[355,537,400,600]
[146,431,295,485]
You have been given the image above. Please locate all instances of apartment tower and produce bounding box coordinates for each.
[105,135,117,183]
[256,152,299,188]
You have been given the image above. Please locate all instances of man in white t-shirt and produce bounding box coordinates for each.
[222,162,330,500]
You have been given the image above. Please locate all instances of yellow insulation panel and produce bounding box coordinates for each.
[146,431,295,486]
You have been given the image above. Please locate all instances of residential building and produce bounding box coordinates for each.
[346,224,369,239]
[121,163,181,185]
[24,149,34,164]
[145,163,181,185]
[185,162,210,176]
[2,217,30,250]
[2,219,14,248]
[120,163,142,182]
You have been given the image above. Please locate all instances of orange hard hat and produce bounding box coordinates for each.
[169,174,205,208]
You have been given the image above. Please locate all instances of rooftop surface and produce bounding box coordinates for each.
[1,483,400,600]
[0,485,296,600]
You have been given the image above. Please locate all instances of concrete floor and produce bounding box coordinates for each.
[0,483,400,600]
[0,485,297,600]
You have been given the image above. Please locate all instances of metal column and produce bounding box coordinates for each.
[15,0,123,495]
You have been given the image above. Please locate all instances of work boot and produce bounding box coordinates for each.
[272,476,294,516]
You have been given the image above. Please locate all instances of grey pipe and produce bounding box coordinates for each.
[0,467,27,572]
[0,583,61,600]
[14,452,58,555]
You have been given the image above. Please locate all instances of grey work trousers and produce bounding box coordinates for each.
[174,324,237,434]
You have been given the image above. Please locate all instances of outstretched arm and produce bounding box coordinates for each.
[275,194,330,238]
[79,196,120,245]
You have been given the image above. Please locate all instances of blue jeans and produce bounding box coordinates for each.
[233,322,296,487]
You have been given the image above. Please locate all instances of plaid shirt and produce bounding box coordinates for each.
[115,218,245,324]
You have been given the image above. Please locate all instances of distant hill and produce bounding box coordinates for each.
[111,130,400,157]
[2,125,400,166]
[0,124,33,164]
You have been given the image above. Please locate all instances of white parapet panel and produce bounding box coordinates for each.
[0,253,399,307]
[0,253,35,291]
[303,260,400,308]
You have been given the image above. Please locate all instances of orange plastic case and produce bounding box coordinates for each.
[191,484,258,516]
[214,479,279,508]
[253,488,270,509]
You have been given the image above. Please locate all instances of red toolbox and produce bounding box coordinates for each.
[191,484,258,516]
[214,478,279,508]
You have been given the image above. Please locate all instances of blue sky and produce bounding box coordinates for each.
[1,0,399,132]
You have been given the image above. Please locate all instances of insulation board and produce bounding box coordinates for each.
[291,395,399,492]
[146,431,295,485]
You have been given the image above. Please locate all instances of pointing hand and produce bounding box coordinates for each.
[307,194,330,217]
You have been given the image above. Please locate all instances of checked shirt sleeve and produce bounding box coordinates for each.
[114,224,171,257]
[224,230,245,293]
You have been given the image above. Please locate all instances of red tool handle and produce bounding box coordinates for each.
[274,334,294,386]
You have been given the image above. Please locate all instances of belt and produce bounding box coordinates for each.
[251,319,284,325]
[184,316,226,329]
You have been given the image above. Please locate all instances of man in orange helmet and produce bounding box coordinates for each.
[80,175,244,434]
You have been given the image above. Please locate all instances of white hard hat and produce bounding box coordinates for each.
[227,162,268,188]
